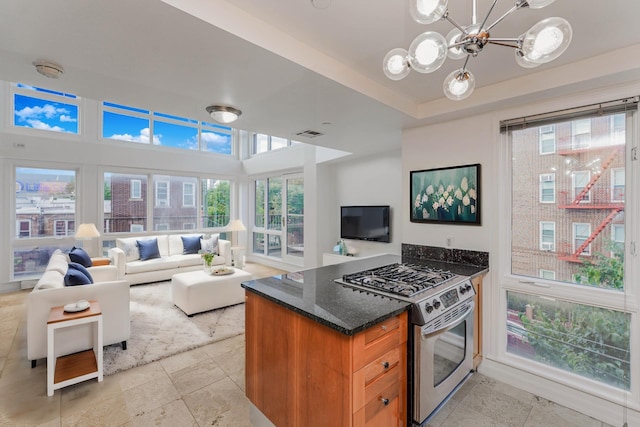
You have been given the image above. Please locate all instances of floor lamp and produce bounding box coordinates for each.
[228,220,246,268]
[75,223,101,258]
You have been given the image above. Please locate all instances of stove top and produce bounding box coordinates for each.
[340,263,457,298]
[336,262,475,326]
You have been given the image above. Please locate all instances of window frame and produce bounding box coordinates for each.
[572,222,592,256]
[539,125,556,155]
[155,180,170,207]
[183,182,195,207]
[572,170,591,203]
[539,173,555,203]
[611,168,625,202]
[539,221,556,251]
[130,179,142,199]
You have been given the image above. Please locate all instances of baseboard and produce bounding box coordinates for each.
[479,358,640,427]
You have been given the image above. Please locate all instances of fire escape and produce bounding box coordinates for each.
[557,145,624,263]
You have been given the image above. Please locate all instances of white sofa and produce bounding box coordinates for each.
[108,233,230,285]
[27,250,131,366]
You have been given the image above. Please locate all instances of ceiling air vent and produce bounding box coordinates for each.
[295,129,324,138]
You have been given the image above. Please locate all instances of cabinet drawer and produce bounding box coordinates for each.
[360,347,401,386]
[353,378,401,427]
[353,313,407,371]
[353,362,400,411]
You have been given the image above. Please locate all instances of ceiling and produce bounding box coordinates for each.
[0,0,639,157]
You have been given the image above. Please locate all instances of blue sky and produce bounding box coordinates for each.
[13,87,232,154]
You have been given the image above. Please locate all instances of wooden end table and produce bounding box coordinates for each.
[47,300,103,396]
[91,257,111,266]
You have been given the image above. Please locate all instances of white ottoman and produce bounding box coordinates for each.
[171,269,252,316]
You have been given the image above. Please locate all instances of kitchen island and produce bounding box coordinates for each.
[242,254,488,427]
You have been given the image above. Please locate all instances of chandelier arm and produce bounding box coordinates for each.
[485,5,519,32]
[478,0,499,32]
[444,15,469,35]
[461,55,471,73]
[487,40,521,49]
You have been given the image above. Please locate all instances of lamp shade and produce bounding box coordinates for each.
[521,17,572,64]
[227,219,247,232]
[75,223,100,239]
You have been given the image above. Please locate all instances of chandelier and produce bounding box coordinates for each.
[383,0,572,101]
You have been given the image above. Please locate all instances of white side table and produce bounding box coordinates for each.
[231,246,245,269]
[47,301,103,396]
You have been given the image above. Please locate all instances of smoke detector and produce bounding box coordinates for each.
[33,60,64,79]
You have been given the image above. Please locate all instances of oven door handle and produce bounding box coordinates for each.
[421,301,474,338]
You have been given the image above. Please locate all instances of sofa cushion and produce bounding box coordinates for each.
[46,250,70,275]
[125,257,181,274]
[68,262,94,283]
[69,246,93,267]
[64,268,93,286]
[35,270,66,290]
[181,235,202,254]
[137,238,160,261]
[201,234,219,255]
[116,237,140,262]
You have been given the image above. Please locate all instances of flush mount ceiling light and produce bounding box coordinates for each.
[205,105,242,124]
[33,60,64,79]
[383,0,572,101]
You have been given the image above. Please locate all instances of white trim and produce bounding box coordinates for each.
[539,221,555,251]
[573,222,592,256]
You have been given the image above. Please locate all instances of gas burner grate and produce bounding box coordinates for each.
[341,263,456,298]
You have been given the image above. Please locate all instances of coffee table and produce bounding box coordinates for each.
[171,268,252,316]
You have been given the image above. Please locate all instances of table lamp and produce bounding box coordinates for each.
[227,219,246,247]
[75,223,101,257]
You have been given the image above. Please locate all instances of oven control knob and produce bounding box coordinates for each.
[459,286,466,294]
[425,303,433,313]
[433,300,441,309]
[466,284,473,293]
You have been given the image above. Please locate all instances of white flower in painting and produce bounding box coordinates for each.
[438,185,444,195]
[432,202,439,211]
[471,205,476,214]
[462,194,470,206]
[461,176,468,192]
[443,191,449,199]
[426,185,434,195]
[447,184,454,193]
[447,196,454,206]
[468,188,477,199]
[422,193,429,203]
[423,208,429,218]
[415,194,421,208]
[454,188,463,200]
[458,204,462,215]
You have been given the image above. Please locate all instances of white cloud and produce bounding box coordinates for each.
[109,127,161,144]
[26,119,65,133]
[59,115,77,123]
[14,104,70,122]
[201,131,229,147]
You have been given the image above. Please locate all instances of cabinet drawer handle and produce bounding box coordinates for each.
[381,325,387,331]
[380,397,389,406]
[381,361,390,369]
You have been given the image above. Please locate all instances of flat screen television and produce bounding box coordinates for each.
[340,205,390,242]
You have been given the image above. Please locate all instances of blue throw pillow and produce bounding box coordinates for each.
[64,268,92,286]
[137,238,160,261]
[181,235,202,254]
[68,262,94,284]
[69,246,93,267]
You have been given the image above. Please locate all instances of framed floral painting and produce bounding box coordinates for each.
[410,163,480,225]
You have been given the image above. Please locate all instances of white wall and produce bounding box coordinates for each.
[330,150,403,258]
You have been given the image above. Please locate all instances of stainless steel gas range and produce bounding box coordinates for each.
[337,262,476,426]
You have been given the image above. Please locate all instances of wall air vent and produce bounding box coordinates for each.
[295,129,324,138]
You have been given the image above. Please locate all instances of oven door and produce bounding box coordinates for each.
[413,301,474,425]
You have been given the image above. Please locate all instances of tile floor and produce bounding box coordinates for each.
[0,263,612,427]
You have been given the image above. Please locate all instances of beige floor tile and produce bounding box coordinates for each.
[441,406,510,427]
[60,374,124,416]
[211,348,245,391]
[183,376,252,427]
[458,382,533,426]
[477,374,537,406]
[201,334,245,359]
[61,392,131,427]
[159,347,209,375]
[0,372,61,426]
[112,361,166,391]
[123,375,180,418]
[168,358,227,396]
[524,397,603,427]
[130,398,198,427]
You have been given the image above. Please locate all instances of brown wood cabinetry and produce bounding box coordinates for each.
[472,275,483,368]
[245,292,408,427]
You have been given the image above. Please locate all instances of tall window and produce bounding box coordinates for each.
[539,221,555,251]
[539,125,556,154]
[539,173,555,203]
[252,133,300,155]
[504,102,634,392]
[201,179,231,228]
[104,172,148,232]
[130,179,142,199]
[155,180,170,207]
[183,182,195,207]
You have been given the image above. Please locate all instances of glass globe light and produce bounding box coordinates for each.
[410,0,448,25]
[443,69,475,101]
[525,0,557,9]
[383,48,410,80]
[408,31,448,73]
[446,28,466,60]
[521,17,572,64]
[514,48,541,68]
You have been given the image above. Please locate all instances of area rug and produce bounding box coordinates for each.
[102,280,245,376]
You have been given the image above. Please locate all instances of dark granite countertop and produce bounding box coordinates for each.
[242,254,489,336]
